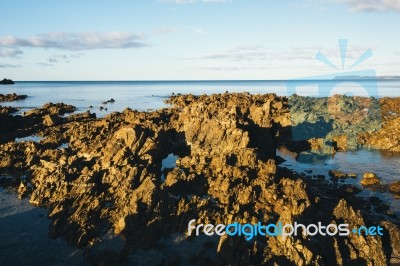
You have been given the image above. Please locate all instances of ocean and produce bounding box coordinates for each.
[1,80,400,117]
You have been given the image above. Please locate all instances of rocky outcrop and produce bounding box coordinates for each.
[0,78,14,85]
[0,102,77,144]
[0,93,399,265]
[0,93,27,102]
[389,181,400,194]
[102,98,115,104]
[328,170,357,179]
[356,97,400,152]
[360,172,381,186]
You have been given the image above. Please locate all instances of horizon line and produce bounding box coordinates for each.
[11,76,400,83]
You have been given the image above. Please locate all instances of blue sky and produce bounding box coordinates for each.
[0,0,399,80]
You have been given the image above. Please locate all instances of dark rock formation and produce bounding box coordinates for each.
[328,170,357,179]
[102,98,115,104]
[0,93,27,102]
[361,172,381,186]
[0,78,14,85]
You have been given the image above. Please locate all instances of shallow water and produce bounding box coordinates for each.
[15,135,44,143]
[278,149,400,214]
[161,153,179,182]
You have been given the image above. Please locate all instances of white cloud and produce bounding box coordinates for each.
[318,0,400,12]
[47,53,85,64]
[195,65,271,71]
[37,62,54,68]
[48,54,67,63]
[188,45,271,61]
[0,63,21,68]
[159,0,230,4]
[0,48,23,58]
[187,45,315,62]
[0,32,148,51]
[193,28,206,34]
[153,27,178,35]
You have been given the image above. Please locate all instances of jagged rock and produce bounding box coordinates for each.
[102,98,115,104]
[0,78,14,85]
[360,172,380,186]
[17,182,28,199]
[0,106,18,115]
[43,114,61,127]
[332,199,387,265]
[388,181,400,194]
[380,221,400,264]
[328,170,357,179]
[0,93,27,102]
[26,102,76,116]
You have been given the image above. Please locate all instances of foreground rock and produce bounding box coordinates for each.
[0,93,399,265]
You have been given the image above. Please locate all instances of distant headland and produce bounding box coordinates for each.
[0,78,15,85]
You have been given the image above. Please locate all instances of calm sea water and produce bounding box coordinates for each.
[1,80,400,117]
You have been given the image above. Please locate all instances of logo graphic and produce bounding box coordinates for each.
[286,39,382,155]
[187,220,384,241]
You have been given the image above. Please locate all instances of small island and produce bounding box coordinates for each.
[0,78,15,85]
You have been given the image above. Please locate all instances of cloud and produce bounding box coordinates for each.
[0,48,23,58]
[37,62,54,67]
[0,63,21,68]
[0,32,148,51]
[153,27,178,35]
[317,0,400,12]
[195,65,271,71]
[47,53,85,64]
[193,28,206,34]
[159,0,230,4]
[187,45,315,62]
[48,54,67,63]
[188,45,272,61]
[69,53,84,58]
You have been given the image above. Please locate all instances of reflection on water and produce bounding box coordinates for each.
[278,148,400,214]
[57,143,69,150]
[160,153,178,182]
[15,135,44,143]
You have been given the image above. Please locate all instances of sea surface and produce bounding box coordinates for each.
[1,80,400,117]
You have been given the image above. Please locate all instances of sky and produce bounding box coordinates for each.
[0,0,399,81]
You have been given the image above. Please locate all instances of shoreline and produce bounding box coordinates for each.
[1,92,400,264]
